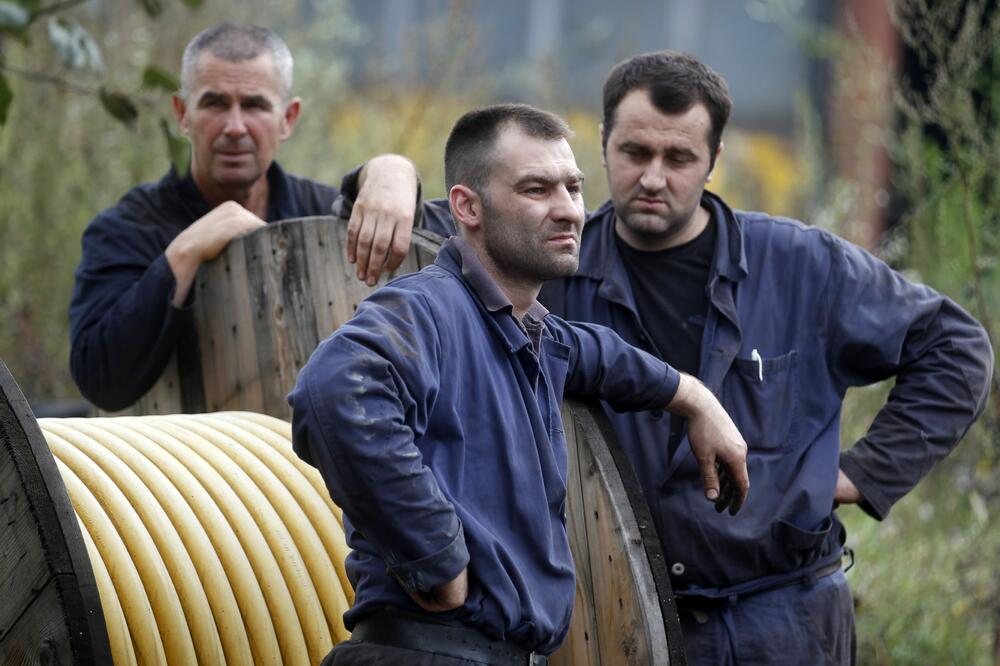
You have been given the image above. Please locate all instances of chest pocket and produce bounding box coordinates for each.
[721,350,798,451]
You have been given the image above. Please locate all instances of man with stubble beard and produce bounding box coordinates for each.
[290,103,749,665]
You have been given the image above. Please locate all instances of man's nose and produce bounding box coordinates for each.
[639,159,667,192]
[551,186,584,226]
[223,106,247,137]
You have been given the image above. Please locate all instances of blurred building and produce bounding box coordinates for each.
[342,0,835,136]
[341,0,898,249]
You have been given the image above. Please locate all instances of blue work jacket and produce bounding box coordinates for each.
[289,238,679,653]
[412,192,993,598]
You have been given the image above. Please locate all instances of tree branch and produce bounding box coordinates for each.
[29,0,97,21]
[0,64,95,95]
[0,64,159,107]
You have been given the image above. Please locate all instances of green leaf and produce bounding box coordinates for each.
[142,66,180,93]
[0,1,29,32]
[180,0,203,7]
[160,117,190,176]
[135,0,162,18]
[99,87,138,130]
[47,18,104,73]
[0,74,12,125]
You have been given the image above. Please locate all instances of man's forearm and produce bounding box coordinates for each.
[70,255,185,410]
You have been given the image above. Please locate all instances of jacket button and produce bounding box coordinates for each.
[671,562,685,576]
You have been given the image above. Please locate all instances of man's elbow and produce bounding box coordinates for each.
[970,322,994,418]
[70,346,142,412]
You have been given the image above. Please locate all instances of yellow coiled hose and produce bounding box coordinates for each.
[38,413,353,666]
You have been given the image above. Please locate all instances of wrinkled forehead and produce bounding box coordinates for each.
[190,52,284,98]
[489,128,583,183]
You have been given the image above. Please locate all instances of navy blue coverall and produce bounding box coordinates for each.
[290,238,682,656]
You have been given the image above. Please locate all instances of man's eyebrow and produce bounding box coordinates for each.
[240,94,273,108]
[197,91,229,105]
[666,146,697,158]
[514,170,586,187]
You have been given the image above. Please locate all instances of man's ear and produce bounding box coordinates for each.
[706,141,724,183]
[449,184,482,234]
[280,97,302,141]
[598,123,607,168]
[172,94,189,135]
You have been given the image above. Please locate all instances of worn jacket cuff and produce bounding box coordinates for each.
[387,523,469,595]
[154,254,194,311]
[839,451,891,520]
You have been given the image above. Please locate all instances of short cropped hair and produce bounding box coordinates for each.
[602,51,732,165]
[180,23,294,100]
[445,103,573,194]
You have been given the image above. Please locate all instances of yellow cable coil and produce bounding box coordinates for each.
[38,412,354,666]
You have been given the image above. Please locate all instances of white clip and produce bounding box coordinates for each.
[751,348,764,382]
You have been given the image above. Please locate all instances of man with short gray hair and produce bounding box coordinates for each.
[70,23,419,411]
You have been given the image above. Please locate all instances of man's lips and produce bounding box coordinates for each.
[547,234,578,246]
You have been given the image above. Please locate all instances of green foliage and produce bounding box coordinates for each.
[159,116,188,175]
[0,0,203,129]
[136,0,162,19]
[141,65,179,92]
[98,86,138,129]
[0,74,11,123]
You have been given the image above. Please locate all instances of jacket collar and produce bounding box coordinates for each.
[435,237,548,353]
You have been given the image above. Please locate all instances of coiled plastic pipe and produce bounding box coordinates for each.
[38,412,353,666]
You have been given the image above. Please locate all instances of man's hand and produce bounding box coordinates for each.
[834,469,861,506]
[347,154,419,286]
[165,201,266,306]
[667,373,750,515]
[406,567,468,613]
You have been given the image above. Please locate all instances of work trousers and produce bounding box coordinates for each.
[679,570,856,665]
[322,640,486,665]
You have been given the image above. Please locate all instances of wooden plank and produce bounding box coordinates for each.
[302,218,349,343]
[0,360,112,664]
[197,234,265,413]
[573,401,674,665]
[185,217,445,420]
[0,575,93,666]
[0,422,54,639]
[586,403,686,665]
[258,220,322,418]
[551,401,601,666]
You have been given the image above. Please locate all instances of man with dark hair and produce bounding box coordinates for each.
[69,23,419,411]
[357,51,993,664]
[290,103,750,665]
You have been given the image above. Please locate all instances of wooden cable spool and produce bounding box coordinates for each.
[3,216,684,664]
